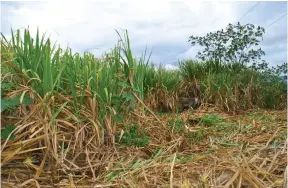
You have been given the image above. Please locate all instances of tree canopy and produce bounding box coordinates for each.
[188,22,266,65]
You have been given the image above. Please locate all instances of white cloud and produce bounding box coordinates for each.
[2,1,235,47]
[1,1,286,65]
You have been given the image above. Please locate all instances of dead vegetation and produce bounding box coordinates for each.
[1,86,286,187]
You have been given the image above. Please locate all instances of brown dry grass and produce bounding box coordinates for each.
[1,87,287,188]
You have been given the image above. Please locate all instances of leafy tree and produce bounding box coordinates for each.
[188,22,265,65]
[250,61,287,76]
[273,62,287,75]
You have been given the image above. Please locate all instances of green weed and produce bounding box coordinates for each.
[169,117,205,143]
[116,124,149,147]
[1,82,14,92]
[1,94,33,112]
[201,114,224,126]
[201,114,234,131]
[1,125,16,141]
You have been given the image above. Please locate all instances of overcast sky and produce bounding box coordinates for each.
[1,0,287,69]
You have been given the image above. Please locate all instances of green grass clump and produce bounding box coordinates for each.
[201,114,224,126]
[116,124,149,147]
[169,117,205,143]
[201,114,236,133]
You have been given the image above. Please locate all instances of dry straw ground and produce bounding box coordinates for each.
[1,86,286,188]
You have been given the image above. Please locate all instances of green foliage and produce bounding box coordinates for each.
[1,26,286,131]
[201,114,235,131]
[1,94,33,112]
[4,27,156,135]
[179,59,286,111]
[10,28,64,97]
[1,82,14,98]
[1,82,14,92]
[169,117,205,143]
[144,64,181,91]
[49,102,69,125]
[179,59,248,81]
[111,82,138,115]
[116,124,149,147]
[188,22,265,64]
[1,125,16,141]
[201,114,224,126]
